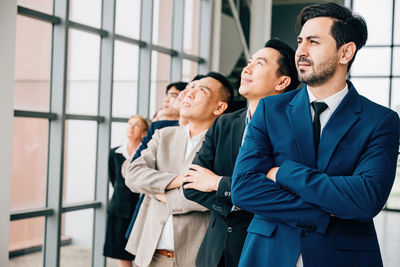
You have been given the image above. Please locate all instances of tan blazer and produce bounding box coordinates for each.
[123,125,210,267]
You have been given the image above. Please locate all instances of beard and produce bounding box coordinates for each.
[297,54,337,87]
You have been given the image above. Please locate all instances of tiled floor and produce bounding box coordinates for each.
[8,211,400,267]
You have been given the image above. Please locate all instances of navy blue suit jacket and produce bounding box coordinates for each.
[124,120,179,239]
[232,82,399,267]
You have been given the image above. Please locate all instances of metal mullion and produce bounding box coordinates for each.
[14,110,57,120]
[62,201,102,213]
[65,114,105,122]
[111,117,129,123]
[92,0,116,266]
[170,0,185,81]
[151,44,178,56]
[198,0,213,73]
[388,0,396,108]
[350,75,400,78]
[137,0,154,117]
[43,0,69,266]
[182,53,205,63]
[68,21,108,37]
[10,208,54,221]
[114,34,146,47]
[17,6,61,24]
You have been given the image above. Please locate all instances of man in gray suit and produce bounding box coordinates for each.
[123,72,233,267]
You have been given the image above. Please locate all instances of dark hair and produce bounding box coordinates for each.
[166,81,188,94]
[191,74,206,82]
[264,38,300,91]
[296,2,368,71]
[204,72,234,103]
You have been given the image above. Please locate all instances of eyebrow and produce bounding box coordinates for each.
[297,35,321,40]
[199,85,211,92]
[256,57,267,63]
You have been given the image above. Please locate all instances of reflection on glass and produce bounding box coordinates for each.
[183,0,200,55]
[351,78,390,107]
[11,118,48,211]
[9,217,44,266]
[67,29,100,115]
[393,48,400,76]
[115,0,141,39]
[152,0,172,47]
[64,120,97,204]
[111,122,128,148]
[182,59,198,82]
[69,0,102,28]
[353,0,393,45]
[60,209,94,267]
[150,52,171,118]
[351,47,391,76]
[113,41,139,118]
[18,0,53,14]
[14,15,51,112]
[394,0,400,44]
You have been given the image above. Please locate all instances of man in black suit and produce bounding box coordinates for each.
[182,39,300,267]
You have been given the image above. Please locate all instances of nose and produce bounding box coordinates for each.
[242,62,253,75]
[296,42,308,58]
[185,88,196,99]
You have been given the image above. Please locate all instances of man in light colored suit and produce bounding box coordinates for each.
[123,72,233,267]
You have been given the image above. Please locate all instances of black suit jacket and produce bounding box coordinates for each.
[183,108,253,267]
[107,147,139,218]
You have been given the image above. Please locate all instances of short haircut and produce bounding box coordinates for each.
[166,81,188,94]
[129,115,149,132]
[296,2,368,71]
[264,38,300,91]
[204,72,234,103]
[191,74,206,82]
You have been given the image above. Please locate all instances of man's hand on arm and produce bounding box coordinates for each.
[183,164,221,192]
[166,175,184,190]
[266,167,280,182]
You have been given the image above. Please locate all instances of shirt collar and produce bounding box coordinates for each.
[115,141,130,160]
[307,83,349,112]
[185,124,207,143]
[245,108,251,126]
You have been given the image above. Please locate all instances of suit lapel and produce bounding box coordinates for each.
[287,87,316,168]
[317,84,361,171]
[231,109,247,170]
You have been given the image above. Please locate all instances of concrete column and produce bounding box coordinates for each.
[249,0,273,54]
[0,0,16,266]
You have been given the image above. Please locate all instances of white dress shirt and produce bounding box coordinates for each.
[296,84,348,267]
[156,125,206,250]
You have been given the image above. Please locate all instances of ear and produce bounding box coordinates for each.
[339,42,356,65]
[140,131,147,139]
[213,101,228,116]
[275,76,291,92]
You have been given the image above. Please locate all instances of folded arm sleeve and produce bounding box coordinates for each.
[167,187,208,215]
[232,98,330,234]
[124,129,178,195]
[277,111,400,221]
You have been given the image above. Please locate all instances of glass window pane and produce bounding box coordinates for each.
[9,217,45,267]
[182,59,198,82]
[18,0,53,14]
[183,0,200,55]
[152,0,172,47]
[353,0,393,45]
[11,118,48,211]
[115,0,141,39]
[64,120,97,204]
[113,41,139,118]
[386,169,400,210]
[67,29,100,115]
[351,78,390,107]
[60,209,94,267]
[150,52,171,118]
[351,47,391,76]
[111,122,128,149]
[14,15,51,112]
[393,48,400,76]
[391,78,400,114]
[69,0,102,28]
[394,0,400,45]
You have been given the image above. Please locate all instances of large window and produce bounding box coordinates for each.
[349,0,400,211]
[9,0,211,266]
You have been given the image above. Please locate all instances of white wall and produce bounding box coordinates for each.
[0,0,16,265]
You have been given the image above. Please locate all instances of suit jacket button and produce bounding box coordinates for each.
[227,226,233,233]
[224,191,229,196]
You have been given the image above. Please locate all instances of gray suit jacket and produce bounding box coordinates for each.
[123,125,210,267]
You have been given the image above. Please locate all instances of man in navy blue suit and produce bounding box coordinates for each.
[232,3,400,267]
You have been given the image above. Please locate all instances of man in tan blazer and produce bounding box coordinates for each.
[123,72,234,267]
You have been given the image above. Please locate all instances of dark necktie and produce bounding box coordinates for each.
[311,101,328,150]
